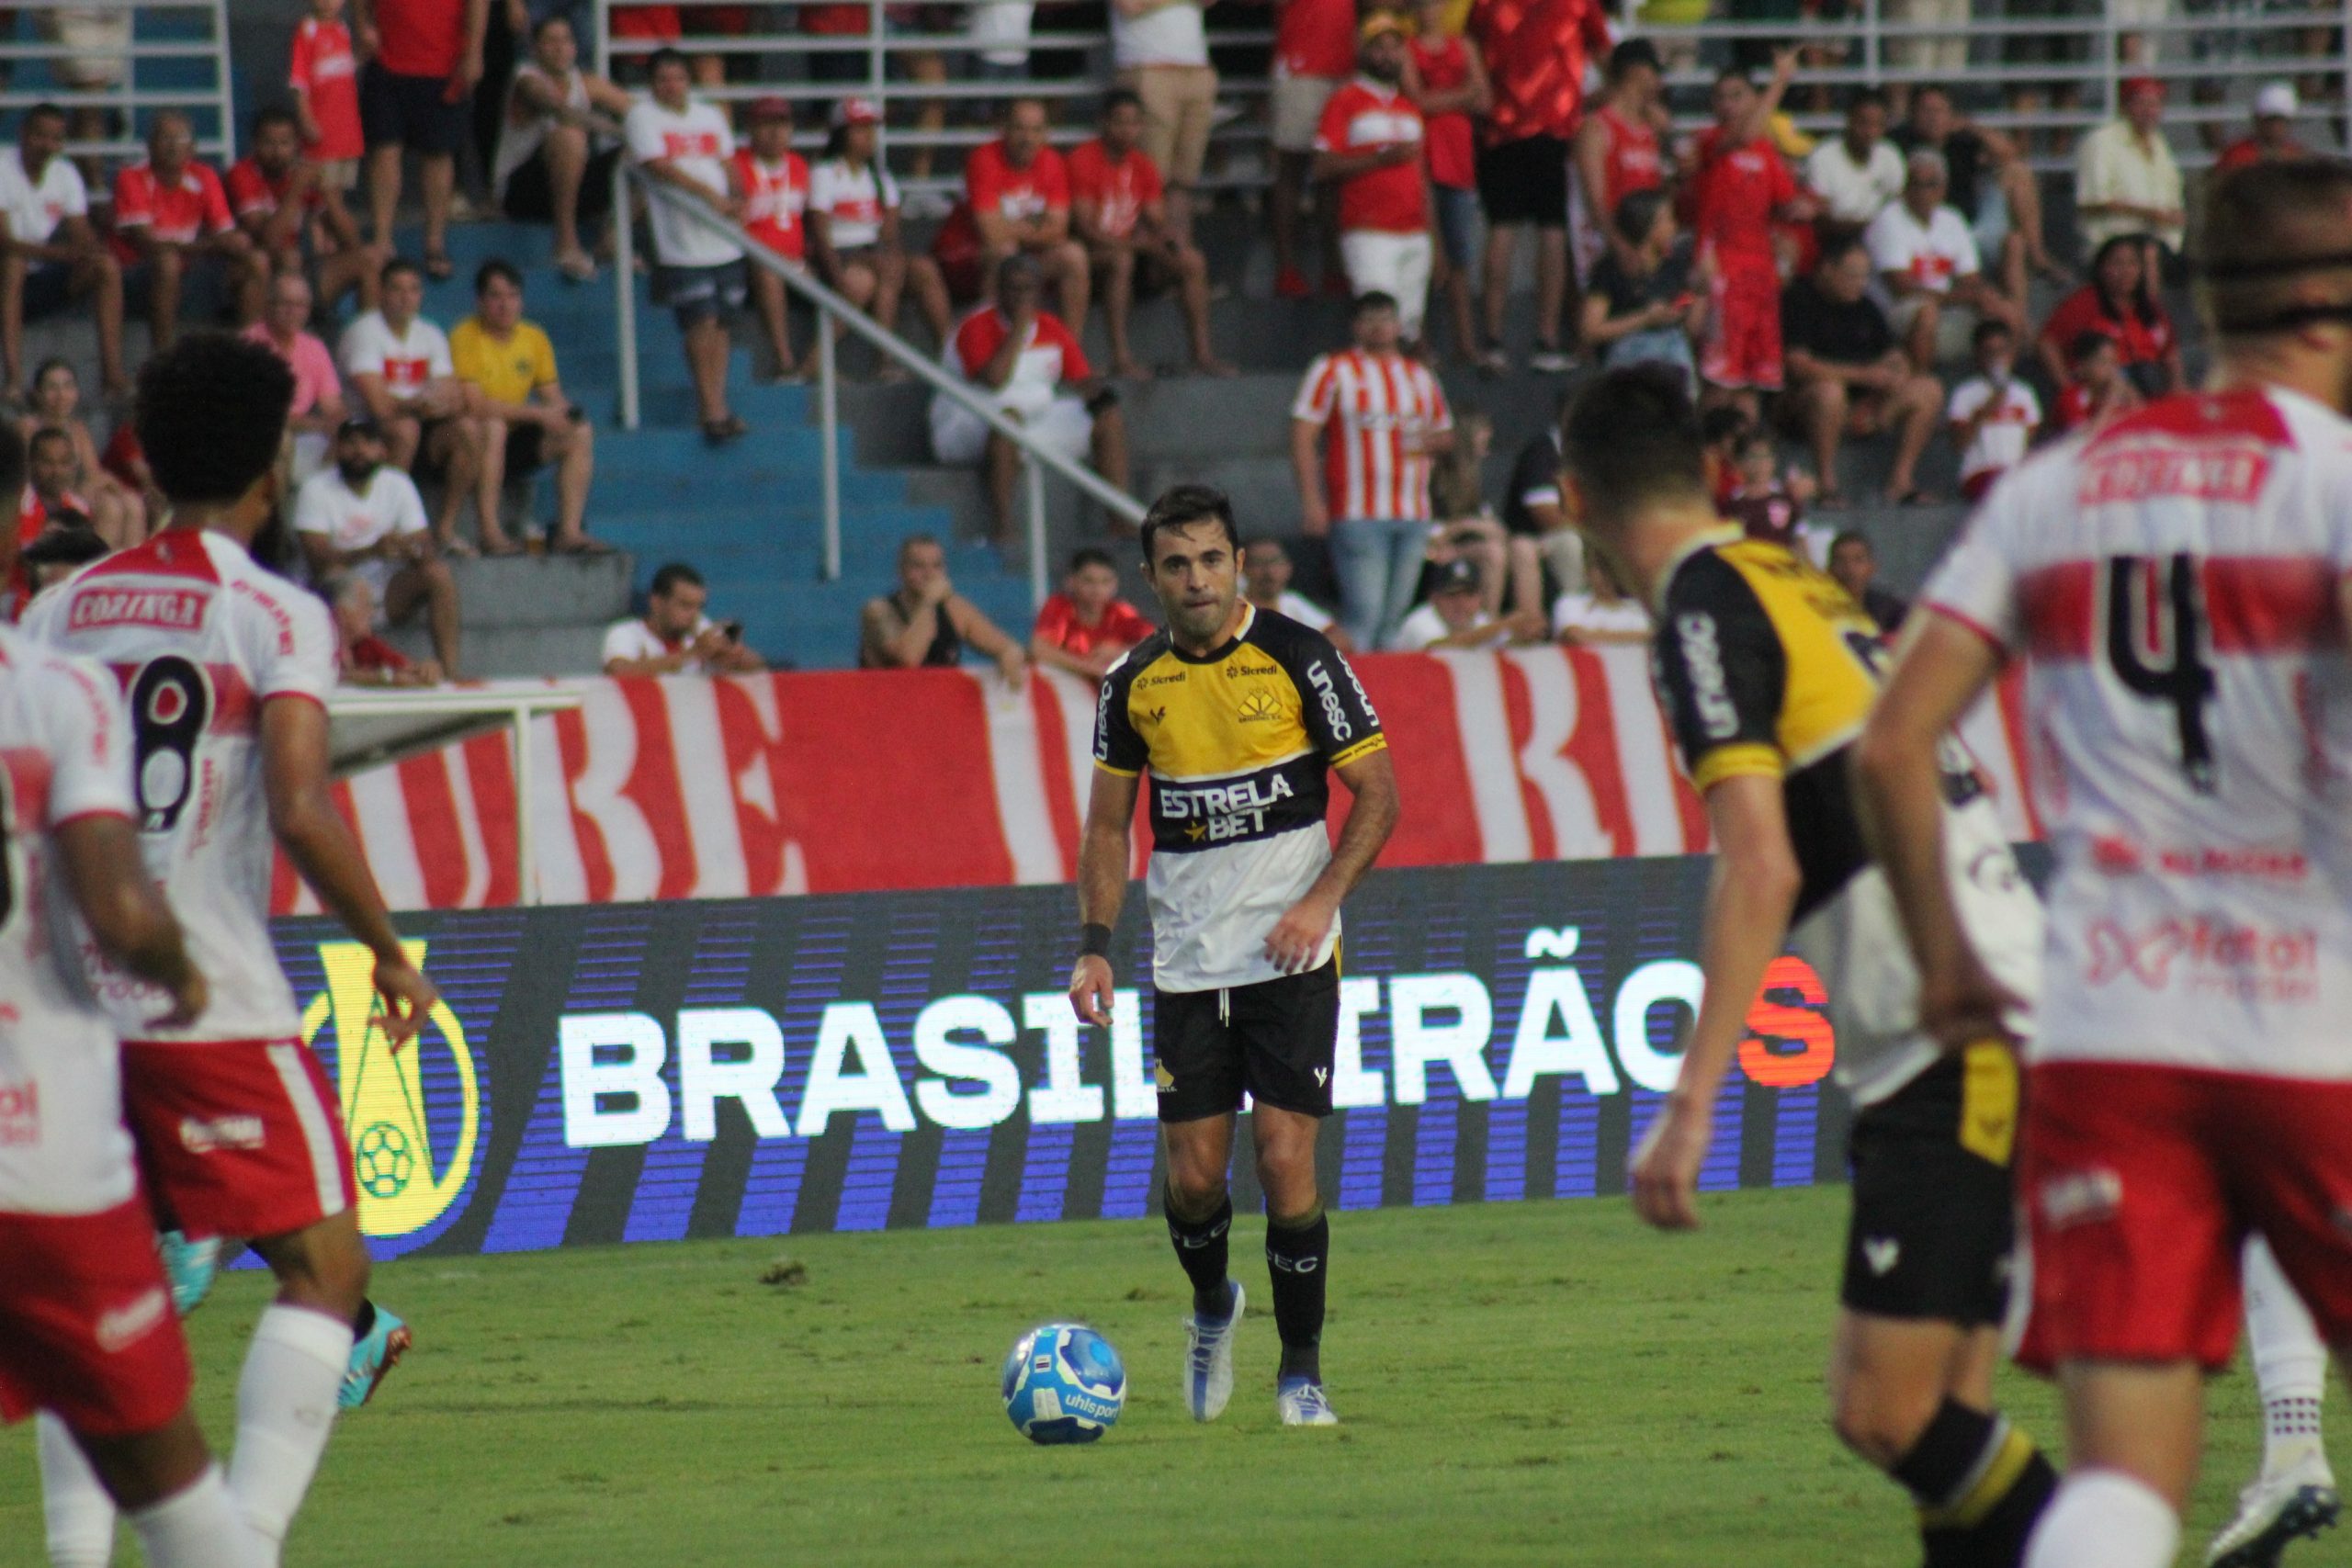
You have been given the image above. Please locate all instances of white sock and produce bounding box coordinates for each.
[35,1410,118,1568]
[128,1464,261,1568]
[2024,1469,2181,1568]
[227,1303,355,1567]
[2245,1235,2330,1478]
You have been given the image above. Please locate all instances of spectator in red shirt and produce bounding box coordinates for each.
[2214,82,2308,175]
[1401,0,1489,364]
[111,112,263,355]
[328,572,445,686]
[1029,547,1157,677]
[1468,0,1610,372]
[1069,91,1231,380]
[735,97,809,383]
[2050,330,2141,434]
[353,0,489,280]
[1269,0,1356,298]
[1687,53,1809,420]
[1573,39,1669,286]
[229,104,387,319]
[955,98,1090,341]
[0,103,128,399]
[2034,233,2184,402]
[1313,17,1434,345]
[290,0,366,180]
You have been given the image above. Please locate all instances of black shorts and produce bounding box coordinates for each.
[1839,1049,2018,1326]
[503,422,548,474]
[655,260,748,327]
[1476,133,1569,229]
[501,144,620,226]
[1153,960,1340,1122]
[360,61,470,157]
[21,260,74,319]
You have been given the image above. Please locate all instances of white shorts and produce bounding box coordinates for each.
[1270,74,1339,155]
[930,395,1092,467]
[1340,230,1433,339]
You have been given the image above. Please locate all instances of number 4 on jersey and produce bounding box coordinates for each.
[2106,553,2218,794]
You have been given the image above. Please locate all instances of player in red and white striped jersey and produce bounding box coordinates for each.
[1289,291,1453,649]
[1853,159,2352,1568]
[25,335,437,1568]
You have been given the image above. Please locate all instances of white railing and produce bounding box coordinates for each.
[610,154,1145,612]
[0,1,236,162]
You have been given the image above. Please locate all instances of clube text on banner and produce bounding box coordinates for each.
[274,648,2037,914]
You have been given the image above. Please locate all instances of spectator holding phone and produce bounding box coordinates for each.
[604,559,766,674]
[1578,188,1702,386]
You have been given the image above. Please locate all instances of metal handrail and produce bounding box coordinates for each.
[0,0,238,159]
[609,152,1143,613]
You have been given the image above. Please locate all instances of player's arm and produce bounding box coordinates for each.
[1069,763,1140,1026]
[1266,745,1397,972]
[1850,612,2017,1051]
[1630,773,1800,1230]
[57,814,205,1029]
[260,695,439,1043]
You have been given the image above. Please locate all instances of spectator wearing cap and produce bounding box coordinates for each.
[1110,0,1217,244]
[243,269,347,487]
[111,111,264,354]
[932,254,1132,545]
[1388,558,1544,650]
[294,413,463,677]
[355,0,487,280]
[1069,90,1233,379]
[2215,83,2309,173]
[604,560,766,675]
[1400,0,1488,364]
[1313,16,1435,345]
[1029,547,1157,678]
[1240,535,1351,651]
[328,573,444,686]
[493,14,631,282]
[1268,0,1357,299]
[228,104,385,319]
[0,103,127,398]
[1803,88,1903,230]
[1466,0,1611,372]
[626,48,750,446]
[2075,76,2185,272]
[944,98,1090,342]
[341,254,484,550]
[736,96,810,383]
[1864,147,2024,372]
[451,258,603,557]
[809,97,954,351]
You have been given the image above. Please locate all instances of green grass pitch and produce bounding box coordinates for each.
[0,1186,2315,1566]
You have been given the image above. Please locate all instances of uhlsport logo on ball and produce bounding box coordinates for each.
[1001,1323,1125,1444]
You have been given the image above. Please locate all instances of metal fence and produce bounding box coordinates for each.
[0,1,236,162]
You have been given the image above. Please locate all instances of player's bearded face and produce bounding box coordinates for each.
[1150,524,1240,643]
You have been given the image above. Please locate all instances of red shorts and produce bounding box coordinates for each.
[2016,1061,2352,1374]
[0,1199,191,1437]
[1702,261,1782,391]
[120,1039,355,1242]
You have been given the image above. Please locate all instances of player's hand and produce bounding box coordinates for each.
[1629,1091,1711,1230]
[1917,953,2021,1056]
[372,955,440,1048]
[1069,955,1115,1026]
[147,961,209,1032]
[1263,893,1335,974]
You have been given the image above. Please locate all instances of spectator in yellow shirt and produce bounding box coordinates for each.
[449,257,605,555]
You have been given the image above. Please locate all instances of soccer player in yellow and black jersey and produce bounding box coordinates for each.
[1068,483,1398,1428]
[1563,367,2055,1567]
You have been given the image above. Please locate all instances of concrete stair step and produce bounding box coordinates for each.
[443,553,636,627]
[383,621,611,681]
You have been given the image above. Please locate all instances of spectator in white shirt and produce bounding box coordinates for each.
[1944,320,2041,502]
[1240,534,1353,652]
[294,414,462,676]
[494,16,632,283]
[602,560,766,675]
[2075,75,2185,271]
[1388,558,1544,651]
[1551,549,1650,646]
[626,49,749,446]
[0,102,125,397]
[1864,148,2023,372]
[808,98,955,351]
[1804,88,1904,229]
[339,254,483,552]
[1112,0,1216,242]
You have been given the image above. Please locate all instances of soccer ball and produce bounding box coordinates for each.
[353,1122,415,1199]
[1001,1323,1125,1444]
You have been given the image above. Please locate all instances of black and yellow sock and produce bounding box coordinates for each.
[1164,1188,1234,1317]
[1892,1400,2057,1568]
[1265,1206,1329,1382]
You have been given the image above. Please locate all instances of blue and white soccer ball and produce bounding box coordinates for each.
[1001,1322,1125,1444]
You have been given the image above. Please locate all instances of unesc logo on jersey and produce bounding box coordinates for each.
[300,939,483,1243]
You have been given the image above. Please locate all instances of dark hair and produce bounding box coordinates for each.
[2067,328,2117,365]
[533,12,575,36]
[1733,427,1775,459]
[1608,38,1661,78]
[28,355,73,398]
[2087,234,2163,331]
[898,531,942,560]
[2194,163,2352,341]
[1612,186,1669,248]
[1699,405,1751,447]
[381,255,422,288]
[1140,483,1241,565]
[1846,86,1889,117]
[1828,529,1872,558]
[1351,290,1399,318]
[0,424,26,504]
[1241,534,1286,557]
[22,102,63,130]
[1102,87,1143,117]
[28,424,73,457]
[1004,96,1047,123]
[649,46,689,75]
[476,257,524,296]
[1912,83,1951,107]
[1714,65,1754,89]
[253,102,302,140]
[650,561,706,597]
[1068,547,1116,574]
[1815,231,1871,270]
[1562,366,1707,525]
[135,333,297,505]
[1972,318,2014,347]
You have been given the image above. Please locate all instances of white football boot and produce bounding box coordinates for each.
[1182,1281,1244,1422]
[2207,1452,2340,1568]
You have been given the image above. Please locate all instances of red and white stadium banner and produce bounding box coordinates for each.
[274,648,2037,915]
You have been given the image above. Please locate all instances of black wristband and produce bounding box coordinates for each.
[1079,922,1114,959]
